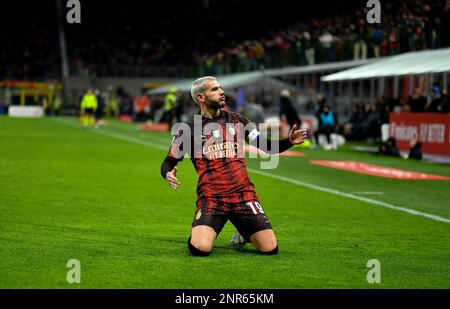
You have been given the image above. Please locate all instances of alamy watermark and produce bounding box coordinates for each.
[66,259,81,284]
[366,259,381,284]
[170,116,281,169]
[66,0,81,24]
[366,0,381,24]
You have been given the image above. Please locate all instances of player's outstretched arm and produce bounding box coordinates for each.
[248,123,307,154]
[161,156,181,190]
[288,123,308,145]
[165,167,180,190]
[241,114,306,154]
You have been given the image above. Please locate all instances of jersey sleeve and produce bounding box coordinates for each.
[239,113,292,154]
[167,127,189,160]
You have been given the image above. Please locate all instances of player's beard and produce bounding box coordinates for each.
[206,98,226,109]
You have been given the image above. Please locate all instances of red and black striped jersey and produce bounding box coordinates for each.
[167,110,257,198]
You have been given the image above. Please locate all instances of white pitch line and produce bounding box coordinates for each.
[54,118,450,225]
[52,118,169,151]
[248,169,450,224]
[353,191,384,195]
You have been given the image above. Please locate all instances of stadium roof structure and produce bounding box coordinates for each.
[147,59,374,95]
[147,72,263,95]
[321,48,450,82]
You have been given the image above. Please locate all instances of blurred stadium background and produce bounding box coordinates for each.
[1,0,450,288]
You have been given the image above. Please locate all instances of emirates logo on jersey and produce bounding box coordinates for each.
[202,141,238,160]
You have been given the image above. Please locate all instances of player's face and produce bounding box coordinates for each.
[202,80,226,109]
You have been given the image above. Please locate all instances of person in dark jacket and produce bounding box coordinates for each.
[408,139,423,160]
[409,88,427,113]
[279,89,301,129]
[378,137,400,157]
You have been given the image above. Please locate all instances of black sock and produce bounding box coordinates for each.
[187,236,210,256]
[258,245,278,255]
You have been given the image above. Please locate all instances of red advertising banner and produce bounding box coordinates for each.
[310,160,450,180]
[389,113,450,156]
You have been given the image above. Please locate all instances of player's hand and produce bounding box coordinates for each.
[288,123,308,145]
[166,167,180,190]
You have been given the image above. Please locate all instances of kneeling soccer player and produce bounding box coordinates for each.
[160,76,307,256]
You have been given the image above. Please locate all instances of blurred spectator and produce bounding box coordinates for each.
[408,139,423,160]
[353,28,368,60]
[440,89,449,113]
[399,96,411,113]
[160,87,177,128]
[378,99,391,124]
[409,88,427,112]
[356,103,379,140]
[117,87,134,121]
[174,91,185,123]
[279,89,301,129]
[371,25,383,58]
[4,87,12,114]
[106,86,119,117]
[425,85,442,112]
[315,93,327,119]
[95,89,107,126]
[318,30,335,62]
[3,0,450,79]
[378,137,401,157]
[314,105,337,146]
[51,94,62,116]
[134,90,151,122]
[341,104,362,139]
[304,31,315,65]
[235,88,247,113]
[80,89,98,127]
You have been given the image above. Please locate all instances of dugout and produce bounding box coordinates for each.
[0,81,63,117]
[321,48,450,105]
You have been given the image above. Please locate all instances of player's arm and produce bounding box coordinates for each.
[161,156,181,190]
[242,115,307,154]
[249,132,293,154]
[160,127,189,190]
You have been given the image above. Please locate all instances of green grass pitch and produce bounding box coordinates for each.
[0,116,449,288]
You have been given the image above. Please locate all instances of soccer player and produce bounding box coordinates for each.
[160,76,307,256]
[80,88,98,127]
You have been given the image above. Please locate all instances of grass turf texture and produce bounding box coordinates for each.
[0,116,449,288]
